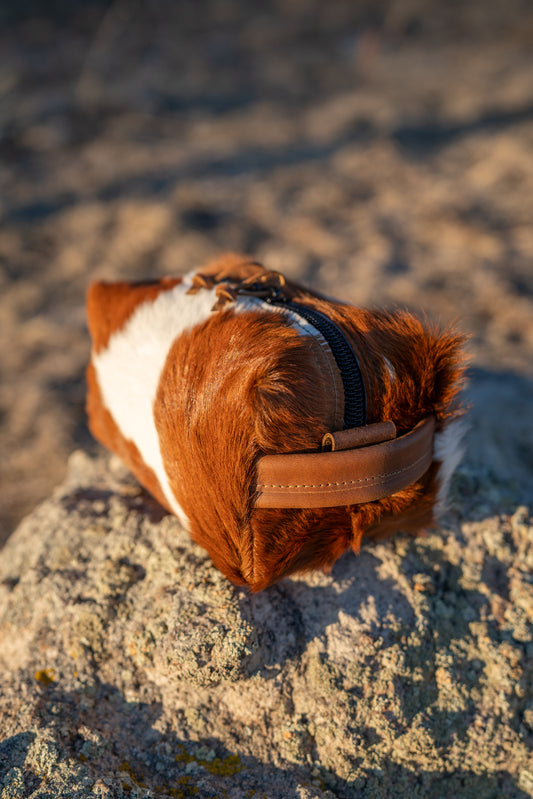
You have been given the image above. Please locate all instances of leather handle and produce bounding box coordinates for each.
[253,417,435,509]
[322,420,397,452]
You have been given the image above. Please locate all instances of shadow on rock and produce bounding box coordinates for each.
[340,767,531,799]
[2,674,529,799]
[463,367,533,506]
[242,549,416,671]
[0,677,320,798]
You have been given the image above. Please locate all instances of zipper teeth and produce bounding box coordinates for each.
[269,299,367,429]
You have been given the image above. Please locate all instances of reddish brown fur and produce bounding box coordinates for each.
[154,310,340,585]
[87,255,466,591]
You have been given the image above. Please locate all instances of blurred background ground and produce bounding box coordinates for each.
[1,0,533,546]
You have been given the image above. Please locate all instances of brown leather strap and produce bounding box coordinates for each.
[322,420,397,452]
[253,416,436,508]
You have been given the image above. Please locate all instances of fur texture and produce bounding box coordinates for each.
[86,254,467,591]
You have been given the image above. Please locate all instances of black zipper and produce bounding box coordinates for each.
[265,293,367,429]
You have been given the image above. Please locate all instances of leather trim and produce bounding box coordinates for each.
[253,416,436,508]
[322,420,397,452]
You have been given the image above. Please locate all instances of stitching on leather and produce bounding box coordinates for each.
[257,452,431,490]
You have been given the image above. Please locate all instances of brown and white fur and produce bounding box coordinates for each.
[86,254,466,591]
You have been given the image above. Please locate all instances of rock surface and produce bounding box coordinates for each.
[1,374,533,798]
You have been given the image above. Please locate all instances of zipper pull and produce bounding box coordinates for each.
[209,270,288,311]
[237,280,288,304]
[264,287,287,303]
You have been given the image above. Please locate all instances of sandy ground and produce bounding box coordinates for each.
[1,3,533,538]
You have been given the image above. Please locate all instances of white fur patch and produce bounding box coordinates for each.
[433,418,468,518]
[93,279,218,527]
